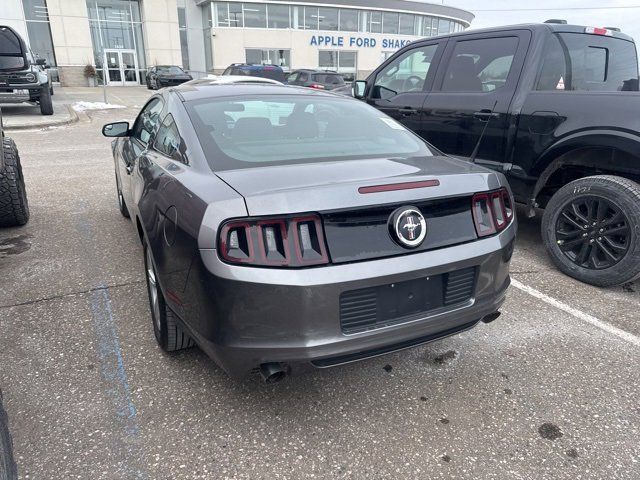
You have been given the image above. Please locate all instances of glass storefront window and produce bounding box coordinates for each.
[305,7,318,30]
[319,50,357,81]
[86,0,146,85]
[243,3,266,28]
[438,19,450,35]
[245,48,290,70]
[23,0,49,21]
[339,9,359,32]
[382,12,399,34]
[399,14,415,35]
[210,3,467,36]
[318,8,338,31]
[268,5,290,29]
[369,11,382,34]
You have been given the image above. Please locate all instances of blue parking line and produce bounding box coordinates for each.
[89,285,145,478]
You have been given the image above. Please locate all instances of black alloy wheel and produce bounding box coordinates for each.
[555,195,630,270]
[542,175,640,287]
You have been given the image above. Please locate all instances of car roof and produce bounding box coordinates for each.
[186,75,282,85]
[171,83,340,102]
[228,64,284,70]
[416,22,634,43]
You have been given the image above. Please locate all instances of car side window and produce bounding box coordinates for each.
[537,33,639,92]
[299,72,309,82]
[154,114,184,163]
[441,37,519,92]
[288,72,299,82]
[372,45,438,99]
[131,98,164,148]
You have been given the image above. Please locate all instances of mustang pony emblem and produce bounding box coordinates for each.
[389,207,427,248]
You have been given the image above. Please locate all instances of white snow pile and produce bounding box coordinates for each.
[72,101,126,111]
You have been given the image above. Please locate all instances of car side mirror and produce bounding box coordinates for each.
[35,58,46,66]
[354,80,367,99]
[102,121,130,137]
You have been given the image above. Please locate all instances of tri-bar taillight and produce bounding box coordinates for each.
[218,214,329,267]
[471,188,514,237]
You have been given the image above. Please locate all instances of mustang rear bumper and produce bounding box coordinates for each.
[184,223,515,377]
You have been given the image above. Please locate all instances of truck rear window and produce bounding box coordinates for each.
[537,33,639,92]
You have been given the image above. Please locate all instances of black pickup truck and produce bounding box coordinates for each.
[355,22,640,287]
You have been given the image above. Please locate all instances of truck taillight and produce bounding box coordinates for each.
[472,188,514,237]
[219,214,329,267]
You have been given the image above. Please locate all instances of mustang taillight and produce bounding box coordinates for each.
[219,214,329,267]
[472,188,514,237]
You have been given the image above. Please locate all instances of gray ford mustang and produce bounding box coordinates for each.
[103,84,516,382]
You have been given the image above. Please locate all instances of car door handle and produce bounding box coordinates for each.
[473,110,498,121]
[399,107,418,116]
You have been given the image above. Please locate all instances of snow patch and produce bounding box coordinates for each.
[72,101,126,111]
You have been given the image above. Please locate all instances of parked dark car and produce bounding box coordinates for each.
[356,22,640,287]
[222,64,287,83]
[0,25,53,115]
[146,65,192,90]
[287,69,346,90]
[102,84,515,382]
[0,108,29,227]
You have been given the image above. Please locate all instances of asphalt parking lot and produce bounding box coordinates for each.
[0,92,639,479]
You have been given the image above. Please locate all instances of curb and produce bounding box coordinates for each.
[3,104,79,131]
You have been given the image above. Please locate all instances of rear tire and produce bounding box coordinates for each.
[0,390,19,480]
[38,85,53,115]
[0,138,30,228]
[115,174,129,218]
[143,242,194,352]
[542,175,640,287]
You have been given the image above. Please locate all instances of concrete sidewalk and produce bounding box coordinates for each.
[2,86,151,130]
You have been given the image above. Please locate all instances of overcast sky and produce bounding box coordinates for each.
[442,0,640,42]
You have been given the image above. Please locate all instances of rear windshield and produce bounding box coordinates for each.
[185,95,433,170]
[312,73,345,85]
[537,33,639,91]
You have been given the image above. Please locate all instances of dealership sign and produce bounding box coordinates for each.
[310,35,412,50]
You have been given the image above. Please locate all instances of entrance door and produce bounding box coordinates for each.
[104,49,139,86]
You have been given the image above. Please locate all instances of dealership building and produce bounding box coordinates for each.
[0,0,474,86]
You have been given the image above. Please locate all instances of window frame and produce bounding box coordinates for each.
[130,96,165,149]
[371,41,445,98]
[433,31,531,94]
[153,113,186,163]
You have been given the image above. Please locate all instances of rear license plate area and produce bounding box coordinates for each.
[339,267,476,334]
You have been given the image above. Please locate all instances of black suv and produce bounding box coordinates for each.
[356,22,640,287]
[286,69,346,90]
[0,25,53,115]
[222,64,286,82]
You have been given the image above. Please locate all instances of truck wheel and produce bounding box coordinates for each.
[38,85,53,115]
[0,138,30,228]
[542,175,640,287]
[143,243,194,352]
[0,390,19,480]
